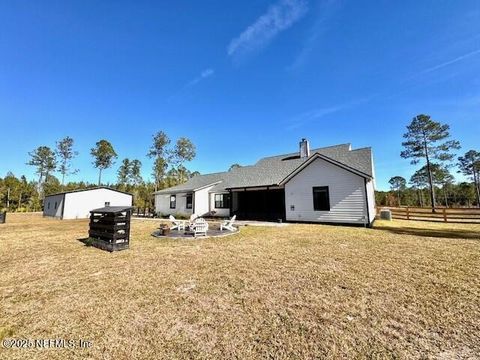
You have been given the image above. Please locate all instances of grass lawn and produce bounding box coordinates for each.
[1,214,479,359]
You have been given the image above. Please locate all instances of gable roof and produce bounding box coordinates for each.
[155,172,226,194]
[45,186,133,198]
[278,152,372,186]
[155,143,374,194]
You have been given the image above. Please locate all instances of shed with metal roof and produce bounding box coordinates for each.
[43,187,133,220]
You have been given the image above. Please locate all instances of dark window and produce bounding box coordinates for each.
[186,194,193,209]
[47,202,50,209]
[105,202,110,207]
[214,193,230,209]
[54,202,57,209]
[313,186,330,211]
[170,195,176,209]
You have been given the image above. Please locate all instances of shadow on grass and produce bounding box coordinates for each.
[77,238,93,246]
[377,226,480,240]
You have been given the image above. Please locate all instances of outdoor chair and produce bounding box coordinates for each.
[189,213,198,224]
[169,215,185,231]
[190,218,208,237]
[220,215,237,232]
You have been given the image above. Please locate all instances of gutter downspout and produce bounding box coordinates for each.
[60,194,66,220]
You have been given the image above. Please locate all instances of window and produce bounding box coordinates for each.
[170,195,176,209]
[214,193,230,209]
[54,202,57,209]
[186,194,193,209]
[47,202,50,209]
[313,186,330,211]
[105,202,110,207]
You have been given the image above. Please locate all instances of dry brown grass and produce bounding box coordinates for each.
[0,214,479,359]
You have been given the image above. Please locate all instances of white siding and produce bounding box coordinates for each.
[155,192,193,216]
[366,151,376,224]
[154,186,220,217]
[43,194,64,218]
[285,158,368,225]
[62,189,132,219]
[209,193,230,217]
[193,186,214,216]
[366,179,376,224]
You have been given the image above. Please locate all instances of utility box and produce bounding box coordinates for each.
[379,208,392,221]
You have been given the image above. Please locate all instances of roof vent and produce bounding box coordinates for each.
[299,138,310,158]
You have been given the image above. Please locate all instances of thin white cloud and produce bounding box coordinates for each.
[167,68,215,102]
[381,48,480,100]
[287,0,339,71]
[416,48,480,76]
[185,68,215,88]
[286,96,374,130]
[227,0,308,60]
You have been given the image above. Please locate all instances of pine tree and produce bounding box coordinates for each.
[147,131,171,191]
[401,114,460,212]
[117,158,131,188]
[457,150,480,207]
[27,146,57,196]
[55,136,79,185]
[388,176,406,207]
[90,140,117,185]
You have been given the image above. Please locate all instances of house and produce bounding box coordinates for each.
[43,187,133,220]
[154,139,376,226]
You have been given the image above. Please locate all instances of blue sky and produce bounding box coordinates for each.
[1,0,479,190]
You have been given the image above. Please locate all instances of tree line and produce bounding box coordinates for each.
[377,114,480,210]
[2,115,478,213]
[0,131,198,212]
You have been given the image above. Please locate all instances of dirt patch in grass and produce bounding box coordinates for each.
[0,214,479,359]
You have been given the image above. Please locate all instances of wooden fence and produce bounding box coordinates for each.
[378,207,480,224]
[132,207,155,218]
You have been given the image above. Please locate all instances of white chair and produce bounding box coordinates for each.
[220,215,237,231]
[189,213,198,223]
[186,214,198,231]
[169,215,185,231]
[191,218,208,237]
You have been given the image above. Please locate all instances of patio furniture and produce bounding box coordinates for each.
[169,215,185,231]
[190,218,209,237]
[188,213,198,225]
[220,215,237,232]
[159,224,171,236]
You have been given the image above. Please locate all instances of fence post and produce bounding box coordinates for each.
[406,207,410,220]
[443,208,447,222]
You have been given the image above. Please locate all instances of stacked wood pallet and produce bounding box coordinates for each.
[88,206,133,252]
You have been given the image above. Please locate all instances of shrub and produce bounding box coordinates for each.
[174,213,190,220]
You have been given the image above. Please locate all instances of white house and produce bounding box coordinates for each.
[43,187,133,220]
[155,140,376,226]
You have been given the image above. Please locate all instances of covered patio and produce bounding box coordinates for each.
[230,187,286,222]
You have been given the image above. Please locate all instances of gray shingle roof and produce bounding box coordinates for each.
[154,143,373,194]
[154,172,225,194]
